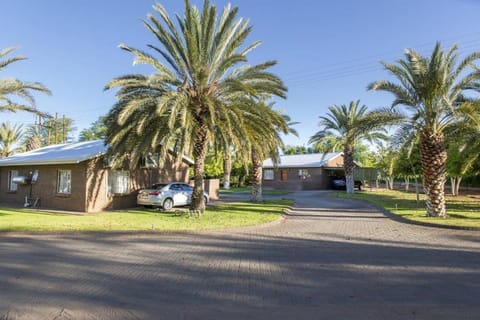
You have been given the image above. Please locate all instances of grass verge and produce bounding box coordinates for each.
[333,189,480,228]
[0,199,293,232]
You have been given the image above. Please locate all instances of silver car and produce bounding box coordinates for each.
[137,182,209,210]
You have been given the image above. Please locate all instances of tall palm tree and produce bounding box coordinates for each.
[0,47,51,114]
[0,122,24,157]
[21,124,42,151]
[368,43,480,217]
[105,0,286,211]
[222,152,232,189]
[309,100,401,194]
[246,103,297,202]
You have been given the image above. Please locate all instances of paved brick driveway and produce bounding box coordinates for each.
[1,191,480,319]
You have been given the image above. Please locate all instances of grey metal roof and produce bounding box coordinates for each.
[0,140,108,166]
[0,140,195,167]
[262,152,343,168]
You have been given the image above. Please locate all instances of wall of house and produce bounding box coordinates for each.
[0,153,191,213]
[0,163,88,212]
[85,154,191,212]
[262,167,326,190]
[262,154,346,191]
[326,156,344,168]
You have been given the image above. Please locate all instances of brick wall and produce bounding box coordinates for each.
[0,153,191,213]
[0,163,88,211]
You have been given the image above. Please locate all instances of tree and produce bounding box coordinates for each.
[0,47,51,115]
[309,100,401,194]
[42,116,76,144]
[222,152,232,189]
[446,141,464,196]
[446,102,480,195]
[21,115,76,149]
[353,143,377,167]
[310,134,343,153]
[79,116,107,141]
[0,122,24,157]
[105,0,286,211]
[368,43,480,217]
[283,145,314,155]
[21,123,42,151]
[395,141,422,193]
[247,104,297,202]
[376,143,399,190]
[204,150,223,179]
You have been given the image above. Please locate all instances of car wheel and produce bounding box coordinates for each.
[162,198,174,210]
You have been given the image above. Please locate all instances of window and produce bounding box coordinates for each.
[263,169,274,180]
[108,170,130,194]
[281,169,288,181]
[298,169,310,180]
[8,170,18,191]
[57,170,72,194]
[140,153,159,168]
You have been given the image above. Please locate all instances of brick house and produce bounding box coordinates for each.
[0,140,193,212]
[262,153,348,190]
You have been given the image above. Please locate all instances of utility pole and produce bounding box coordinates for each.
[62,115,66,143]
[54,112,58,144]
[38,115,43,145]
[37,115,42,135]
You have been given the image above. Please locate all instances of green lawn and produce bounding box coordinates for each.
[0,200,293,232]
[334,189,480,228]
[221,186,290,195]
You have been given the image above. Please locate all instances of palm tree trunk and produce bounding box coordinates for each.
[250,148,263,202]
[190,124,209,212]
[344,145,355,194]
[223,152,232,189]
[420,132,447,217]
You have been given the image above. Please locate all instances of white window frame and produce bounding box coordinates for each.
[57,170,72,194]
[263,169,274,180]
[108,170,130,195]
[8,170,19,191]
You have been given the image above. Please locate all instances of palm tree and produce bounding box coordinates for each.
[21,124,42,151]
[0,122,24,157]
[222,152,232,189]
[309,100,401,194]
[245,103,297,202]
[311,134,343,153]
[368,43,480,217]
[0,47,51,114]
[105,0,286,211]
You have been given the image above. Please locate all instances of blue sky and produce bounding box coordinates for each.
[2,0,480,146]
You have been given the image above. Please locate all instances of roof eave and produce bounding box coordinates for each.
[0,154,105,167]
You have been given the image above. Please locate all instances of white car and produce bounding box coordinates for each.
[137,182,209,210]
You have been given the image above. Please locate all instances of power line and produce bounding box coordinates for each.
[283,35,480,88]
